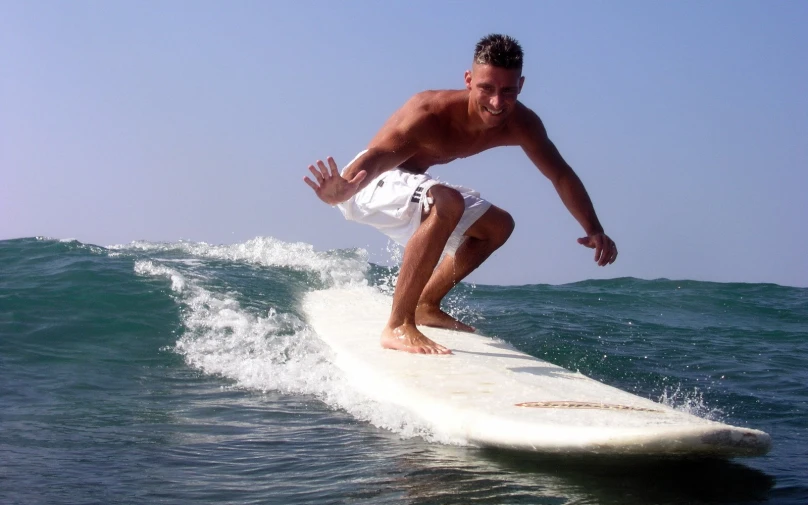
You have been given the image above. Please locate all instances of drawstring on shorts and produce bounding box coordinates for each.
[411,184,434,214]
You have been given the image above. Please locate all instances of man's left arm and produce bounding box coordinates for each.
[518,109,618,266]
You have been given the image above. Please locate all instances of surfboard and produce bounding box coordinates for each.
[302,287,771,457]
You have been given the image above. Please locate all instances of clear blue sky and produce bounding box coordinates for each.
[2,1,806,286]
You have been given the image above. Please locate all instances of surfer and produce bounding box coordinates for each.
[304,34,617,355]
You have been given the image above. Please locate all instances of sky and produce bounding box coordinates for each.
[2,0,806,287]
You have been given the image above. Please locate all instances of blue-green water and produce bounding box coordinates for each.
[1,236,806,504]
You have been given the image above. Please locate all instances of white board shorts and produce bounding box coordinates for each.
[336,150,492,255]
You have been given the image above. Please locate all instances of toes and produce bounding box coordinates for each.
[435,345,451,355]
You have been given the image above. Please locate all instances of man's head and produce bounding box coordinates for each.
[473,34,523,70]
[465,34,525,127]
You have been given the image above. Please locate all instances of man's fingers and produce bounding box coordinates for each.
[308,165,324,183]
[599,241,617,266]
[594,235,604,264]
[327,157,340,177]
[598,245,609,266]
[303,176,319,191]
[601,239,616,266]
[316,160,330,179]
[579,234,617,266]
[347,170,367,187]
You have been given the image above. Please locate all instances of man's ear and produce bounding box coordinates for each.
[464,70,472,90]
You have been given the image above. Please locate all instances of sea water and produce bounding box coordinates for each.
[1,236,806,504]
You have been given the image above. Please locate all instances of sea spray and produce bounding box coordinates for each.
[659,385,725,421]
[130,240,463,444]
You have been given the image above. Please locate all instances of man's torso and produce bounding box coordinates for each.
[371,90,530,174]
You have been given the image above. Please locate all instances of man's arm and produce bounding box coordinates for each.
[304,96,429,205]
[518,108,618,266]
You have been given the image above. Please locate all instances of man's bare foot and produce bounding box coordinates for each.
[381,323,452,355]
[415,303,476,333]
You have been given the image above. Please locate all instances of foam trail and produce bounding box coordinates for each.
[130,238,462,445]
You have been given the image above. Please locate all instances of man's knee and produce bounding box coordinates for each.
[467,206,514,247]
[493,209,515,246]
[425,185,465,225]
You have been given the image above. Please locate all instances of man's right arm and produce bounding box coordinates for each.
[304,95,429,205]
[348,94,436,187]
[340,145,416,194]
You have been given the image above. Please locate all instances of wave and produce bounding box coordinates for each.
[4,235,804,440]
[122,239,462,445]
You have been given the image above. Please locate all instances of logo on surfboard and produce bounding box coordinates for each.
[515,401,664,413]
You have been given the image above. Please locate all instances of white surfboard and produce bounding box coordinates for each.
[302,287,771,457]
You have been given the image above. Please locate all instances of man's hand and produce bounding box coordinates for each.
[303,157,367,205]
[577,233,618,266]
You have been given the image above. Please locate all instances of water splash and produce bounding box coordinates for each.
[130,239,463,445]
[115,236,369,287]
[376,240,403,296]
[659,385,724,421]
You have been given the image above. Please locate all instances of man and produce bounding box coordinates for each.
[304,34,617,355]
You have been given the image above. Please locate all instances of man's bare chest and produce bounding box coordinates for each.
[402,134,514,171]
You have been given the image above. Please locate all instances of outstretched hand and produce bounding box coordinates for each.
[303,157,367,205]
[577,233,618,266]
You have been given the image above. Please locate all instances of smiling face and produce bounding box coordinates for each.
[465,63,525,128]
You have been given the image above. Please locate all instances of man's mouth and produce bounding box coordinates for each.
[484,106,504,116]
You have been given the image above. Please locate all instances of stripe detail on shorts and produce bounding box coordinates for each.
[411,184,426,203]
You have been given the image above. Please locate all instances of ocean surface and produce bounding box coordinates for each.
[1,236,806,505]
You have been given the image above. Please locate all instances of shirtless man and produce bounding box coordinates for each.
[303,34,617,355]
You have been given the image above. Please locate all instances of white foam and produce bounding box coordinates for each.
[131,238,458,444]
[375,240,403,296]
[134,260,187,293]
[113,236,369,287]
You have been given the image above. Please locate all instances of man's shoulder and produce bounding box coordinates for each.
[405,90,466,114]
[391,90,466,134]
[512,101,541,125]
[507,102,546,140]
[376,91,459,142]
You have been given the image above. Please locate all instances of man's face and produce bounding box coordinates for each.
[465,63,524,127]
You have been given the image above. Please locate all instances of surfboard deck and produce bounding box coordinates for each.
[302,287,771,457]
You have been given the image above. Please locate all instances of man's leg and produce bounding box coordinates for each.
[381,185,466,354]
[415,204,515,331]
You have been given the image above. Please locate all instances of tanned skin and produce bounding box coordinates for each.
[304,63,618,355]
